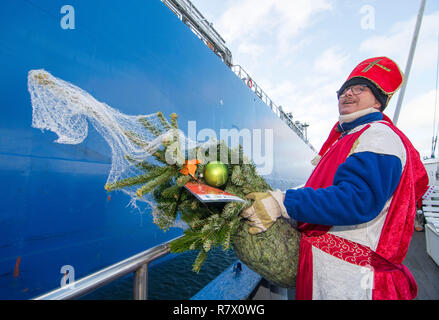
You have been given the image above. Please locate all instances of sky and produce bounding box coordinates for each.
[189,0,439,159]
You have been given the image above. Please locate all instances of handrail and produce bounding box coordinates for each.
[231,64,315,151]
[33,236,182,300]
[162,0,233,66]
[161,0,315,152]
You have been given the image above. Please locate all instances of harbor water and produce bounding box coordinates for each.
[79,248,238,300]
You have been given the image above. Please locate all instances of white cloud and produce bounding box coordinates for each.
[358,10,439,157]
[272,0,333,57]
[214,0,333,70]
[216,0,332,43]
[397,89,439,158]
[313,47,351,75]
[188,1,438,155]
[235,42,266,68]
[261,76,339,150]
[359,11,439,72]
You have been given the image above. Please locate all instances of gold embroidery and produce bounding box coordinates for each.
[348,139,360,157]
[311,155,321,166]
[361,58,391,73]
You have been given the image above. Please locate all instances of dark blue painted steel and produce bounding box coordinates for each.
[0,0,315,299]
[191,261,262,300]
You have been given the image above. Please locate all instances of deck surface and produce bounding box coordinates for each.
[405,229,439,300]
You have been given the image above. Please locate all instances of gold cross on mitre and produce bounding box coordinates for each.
[361,58,391,73]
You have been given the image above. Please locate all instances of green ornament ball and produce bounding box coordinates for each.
[204,161,228,187]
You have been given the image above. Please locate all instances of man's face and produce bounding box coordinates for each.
[338,85,382,115]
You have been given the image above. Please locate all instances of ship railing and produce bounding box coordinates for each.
[160,0,315,152]
[33,236,182,300]
[162,0,233,66]
[231,65,281,117]
[231,65,315,151]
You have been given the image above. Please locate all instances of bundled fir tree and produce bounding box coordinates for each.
[106,112,300,287]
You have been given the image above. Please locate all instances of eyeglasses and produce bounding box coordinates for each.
[337,84,368,99]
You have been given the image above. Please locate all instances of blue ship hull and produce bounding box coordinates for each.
[0,0,315,299]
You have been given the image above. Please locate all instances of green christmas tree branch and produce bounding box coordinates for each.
[157,111,172,131]
[136,167,176,198]
[139,116,164,137]
[106,112,274,273]
[105,165,168,192]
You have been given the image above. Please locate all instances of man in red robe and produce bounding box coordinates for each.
[242,57,428,300]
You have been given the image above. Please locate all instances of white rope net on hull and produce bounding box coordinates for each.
[27,69,195,227]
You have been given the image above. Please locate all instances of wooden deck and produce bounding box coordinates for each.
[405,229,439,300]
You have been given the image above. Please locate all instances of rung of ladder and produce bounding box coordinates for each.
[424,213,439,219]
[423,206,439,213]
[422,200,439,206]
[422,186,439,198]
[425,190,439,195]
[424,212,439,218]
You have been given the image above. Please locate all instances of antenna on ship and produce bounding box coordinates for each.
[393,0,427,126]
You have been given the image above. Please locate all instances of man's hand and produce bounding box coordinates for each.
[241,190,289,235]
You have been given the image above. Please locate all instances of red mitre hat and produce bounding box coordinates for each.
[312,57,405,166]
[338,57,404,108]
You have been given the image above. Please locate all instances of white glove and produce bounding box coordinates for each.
[241,189,289,234]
